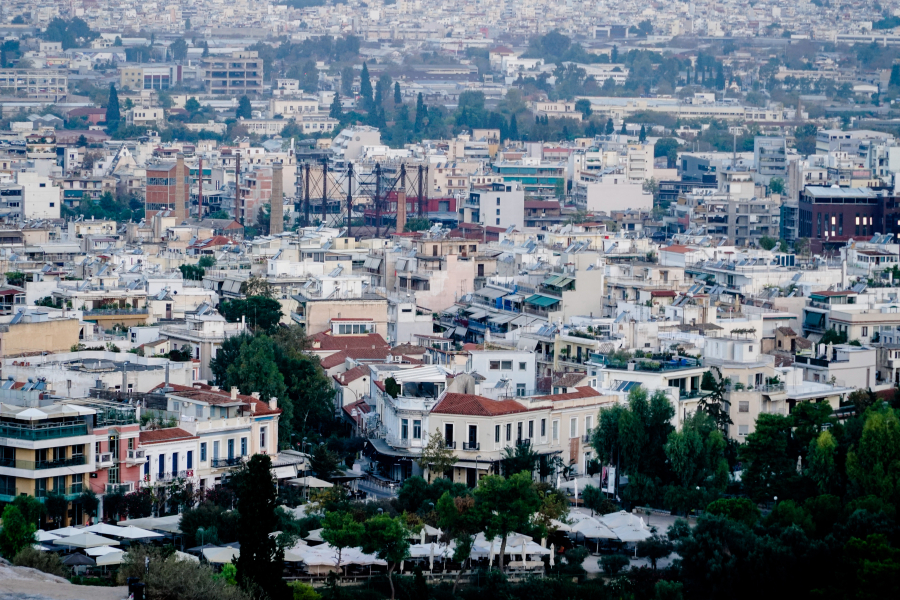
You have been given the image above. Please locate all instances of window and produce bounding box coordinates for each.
[739,401,749,413]
[489,361,500,370]
[36,477,48,498]
[53,475,66,493]
[517,422,523,441]
[227,439,234,460]
[241,437,247,456]
[260,427,267,449]
[519,362,527,371]
[128,438,134,450]
[71,473,83,493]
[445,424,454,445]
[72,444,84,458]
[172,452,179,473]
[413,420,422,439]
[862,326,868,337]
[501,360,512,370]
[187,451,193,470]
[552,420,559,441]
[516,383,526,396]
[468,425,477,446]
[528,420,534,438]
[401,419,409,439]
[585,415,593,435]
[570,417,578,438]
[200,442,207,462]
[495,424,500,443]
[738,424,749,436]
[541,419,546,437]
[506,423,512,442]
[213,440,220,460]
[158,455,165,477]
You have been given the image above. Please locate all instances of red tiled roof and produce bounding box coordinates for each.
[342,399,371,425]
[525,200,561,209]
[660,245,694,254]
[533,386,602,402]
[151,383,282,416]
[139,428,197,445]
[461,343,483,351]
[431,393,528,416]
[334,365,370,386]
[311,330,390,351]
[650,290,677,297]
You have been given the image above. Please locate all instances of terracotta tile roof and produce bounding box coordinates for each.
[391,343,427,355]
[139,428,197,445]
[334,365,370,386]
[660,245,694,254]
[775,327,797,336]
[311,330,390,351]
[552,373,588,389]
[151,383,282,416]
[431,393,528,416]
[342,399,371,425]
[533,386,602,402]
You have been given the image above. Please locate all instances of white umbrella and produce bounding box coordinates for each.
[35,530,61,542]
[400,560,405,572]
[488,539,494,567]
[556,474,560,488]
[305,528,324,542]
[117,526,163,539]
[429,542,434,571]
[174,550,199,563]
[53,532,120,549]
[96,551,126,567]
[204,547,240,564]
[85,545,122,557]
[48,526,82,537]
[541,537,546,548]
[84,523,128,537]
[520,539,527,568]
[549,544,555,567]
[420,529,426,544]
[574,479,578,503]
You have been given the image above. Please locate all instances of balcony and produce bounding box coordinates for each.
[95,452,114,468]
[210,457,244,468]
[105,482,134,495]
[126,449,148,465]
[0,455,87,470]
[156,470,193,482]
[0,421,89,441]
[0,486,17,502]
[582,432,593,443]
[444,441,456,450]
[37,485,83,501]
[462,442,480,451]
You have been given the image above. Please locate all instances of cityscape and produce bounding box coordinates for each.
[0,1,899,599]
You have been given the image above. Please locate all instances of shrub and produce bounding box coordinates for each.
[13,546,69,578]
[118,546,250,600]
[600,553,630,576]
[290,581,322,600]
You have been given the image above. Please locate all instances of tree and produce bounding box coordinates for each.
[740,414,797,502]
[501,441,540,477]
[0,505,36,559]
[329,93,342,119]
[474,472,542,572]
[198,255,216,268]
[240,275,275,299]
[705,497,761,527]
[846,406,900,504]
[310,444,341,481]
[758,236,777,250]
[219,297,283,332]
[321,511,364,579]
[671,515,756,598]
[106,84,120,130]
[665,410,728,491]
[341,66,354,96]
[418,429,456,481]
[806,430,840,494]
[436,492,480,593]
[891,65,900,88]
[575,98,593,119]
[793,124,818,156]
[639,124,647,142]
[185,97,201,114]
[605,118,615,135]
[12,496,46,528]
[769,177,785,195]
[582,484,614,516]
[699,368,733,433]
[394,81,402,105]
[78,489,99,521]
[621,121,628,134]
[118,546,249,600]
[235,455,287,600]
[508,113,519,140]
[169,38,188,61]
[45,493,68,528]
[404,217,432,232]
[601,553,629,576]
[637,535,674,569]
[360,515,409,600]
[236,95,252,119]
[359,62,373,111]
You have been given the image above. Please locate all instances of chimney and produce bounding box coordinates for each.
[270,161,284,234]
[174,153,187,222]
[268,396,278,411]
[231,386,238,400]
[251,391,260,399]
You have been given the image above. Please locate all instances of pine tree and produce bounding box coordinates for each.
[394,81,402,105]
[509,113,519,140]
[330,93,342,119]
[639,124,647,142]
[414,92,426,132]
[605,118,614,135]
[359,62,373,111]
[105,84,120,130]
[611,45,619,62]
[236,95,252,119]
[620,121,628,135]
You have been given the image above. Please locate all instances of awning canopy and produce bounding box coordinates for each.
[488,314,516,325]
[476,286,508,300]
[454,326,468,337]
[524,294,560,308]
[272,465,297,479]
[803,311,825,328]
[467,309,488,320]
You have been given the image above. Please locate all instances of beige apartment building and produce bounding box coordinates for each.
[202,51,264,96]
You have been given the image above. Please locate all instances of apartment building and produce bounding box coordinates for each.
[462,182,525,230]
[119,64,182,91]
[202,51,264,96]
[159,312,248,381]
[0,172,61,220]
[145,156,189,219]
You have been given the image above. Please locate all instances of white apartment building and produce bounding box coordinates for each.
[159,312,248,381]
[0,172,61,220]
[466,349,537,398]
[463,182,525,230]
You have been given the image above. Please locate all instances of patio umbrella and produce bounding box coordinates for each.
[488,539,494,567]
[84,523,128,537]
[117,526,163,540]
[61,553,96,567]
[204,547,240,564]
[186,543,221,554]
[174,551,199,563]
[35,530,61,542]
[521,539,527,568]
[53,533,120,549]
[574,479,578,503]
[48,526,82,537]
[420,529,425,544]
[429,542,434,571]
[549,544,555,567]
[97,551,126,567]
[304,529,324,542]
[85,545,122,557]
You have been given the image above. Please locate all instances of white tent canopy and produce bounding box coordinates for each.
[47,526,83,537]
[84,523,129,537]
[35,530,62,542]
[97,551,126,566]
[204,547,240,564]
[287,476,333,489]
[85,545,123,557]
[52,533,121,549]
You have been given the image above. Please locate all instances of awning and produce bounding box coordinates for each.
[454,326,468,337]
[272,465,297,479]
[525,294,560,308]
[542,275,565,286]
[467,309,488,320]
[803,311,825,328]
[363,257,382,269]
[476,286,508,300]
[488,313,516,325]
[511,314,536,326]
[517,337,539,351]
[504,294,524,302]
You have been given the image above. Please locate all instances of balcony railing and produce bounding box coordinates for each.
[462,442,480,451]
[211,457,244,468]
[156,470,193,482]
[0,486,17,501]
[126,449,148,462]
[0,455,87,470]
[0,421,88,441]
[83,308,149,317]
[95,452,114,467]
[445,441,456,450]
[105,483,134,495]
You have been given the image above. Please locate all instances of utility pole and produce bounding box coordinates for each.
[321,157,328,227]
[346,162,354,238]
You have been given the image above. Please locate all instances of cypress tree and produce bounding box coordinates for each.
[105,84,120,130]
[639,124,646,142]
[620,121,628,135]
[236,95,252,119]
[330,94,342,119]
[891,65,900,88]
[605,118,614,135]
[359,62,373,111]
[394,81,402,104]
[414,92,425,132]
[509,113,519,140]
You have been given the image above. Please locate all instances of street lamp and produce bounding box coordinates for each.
[197,527,205,548]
